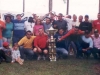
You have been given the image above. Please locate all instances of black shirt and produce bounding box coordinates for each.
[79,21,92,32]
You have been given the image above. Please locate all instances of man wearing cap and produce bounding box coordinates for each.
[79,15,92,32]
[79,30,93,58]
[1,42,12,63]
[58,26,84,58]
[12,14,26,46]
[92,29,100,59]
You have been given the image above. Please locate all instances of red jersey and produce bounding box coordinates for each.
[0,20,5,39]
[34,34,48,48]
[60,29,84,40]
[93,20,100,33]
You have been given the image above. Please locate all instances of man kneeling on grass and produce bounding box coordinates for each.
[54,28,68,59]
[33,28,48,60]
[18,31,36,60]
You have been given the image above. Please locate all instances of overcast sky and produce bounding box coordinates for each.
[0,0,99,19]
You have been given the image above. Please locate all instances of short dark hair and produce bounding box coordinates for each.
[5,16,11,20]
[46,17,51,22]
[28,17,34,23]
[16,14,21,17]
[26,30,32,35]
[85,15,89,18]
[58,13,63,16]
[58,28,64,31]
[68,15,71,19]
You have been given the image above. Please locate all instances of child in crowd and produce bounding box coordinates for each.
[2,42,12,63]
[11,43,24,65]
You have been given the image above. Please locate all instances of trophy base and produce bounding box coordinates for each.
[49,57,57,61]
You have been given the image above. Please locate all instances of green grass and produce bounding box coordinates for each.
[0,58,99,75]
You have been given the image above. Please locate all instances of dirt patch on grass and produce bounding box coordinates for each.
[93,63,100,75]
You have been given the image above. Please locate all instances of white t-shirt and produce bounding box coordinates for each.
[24,21,35,32]
[12,50,20,59]
[82,36,93,48]
[72,21,80,27]
[64,18,73,31]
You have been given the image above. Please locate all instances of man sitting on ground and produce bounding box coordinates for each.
[92,29,100,59]
[80,30,93,58]
[18,31,36,60]
[33,28,48,60]
[54,28,68,59]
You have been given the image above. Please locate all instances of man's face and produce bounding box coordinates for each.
[73,15,77,21]
[94,33,99,37]
[58,14,62,20]
[16,15,21,21]
[59,29,64,35]
[84,17,89,21]
[74,28,79,34]
[39,29,44,35]
[97,14,100,20]
[85,34,90,38]
[6,17,11,23]
[50,14,54,19]
[46,18,51,24]
[79,16,83,22]
[26,32,32,39]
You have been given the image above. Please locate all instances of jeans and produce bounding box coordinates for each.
[19,46,34,60]
[56,48,68,58]
[0,39,3,47]
[91,47,100,59]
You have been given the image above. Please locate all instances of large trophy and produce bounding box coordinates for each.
[47,27,57,61]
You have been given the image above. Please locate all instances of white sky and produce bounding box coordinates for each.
[0,0,99,19]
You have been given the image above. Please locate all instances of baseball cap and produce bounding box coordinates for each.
[85,15,89,18]
[3,42,9,47]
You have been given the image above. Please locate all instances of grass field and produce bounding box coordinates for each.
[0,57,100,75]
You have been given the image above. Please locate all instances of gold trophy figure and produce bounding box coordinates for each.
[47,27,57,61]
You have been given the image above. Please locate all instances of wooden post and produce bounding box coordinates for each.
[49,0,52,12]
[23,0,25,12]
[66,0,69,15]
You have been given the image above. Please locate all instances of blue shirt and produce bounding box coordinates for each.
[2,22,13,38]
[13,20,25,37]
[54,33,66,49]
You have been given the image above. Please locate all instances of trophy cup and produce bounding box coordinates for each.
[47,27,57,61]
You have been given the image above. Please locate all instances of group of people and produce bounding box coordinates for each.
[0,11,100,65]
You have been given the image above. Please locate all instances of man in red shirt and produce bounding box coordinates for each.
[33,28,48,60]
[0,14,5,47]
[58,26,84,58]
[93,13,100,33]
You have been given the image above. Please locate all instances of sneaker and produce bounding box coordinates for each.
[11,60,15,63]
[42,56,46,60]
[37,56,42,60]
